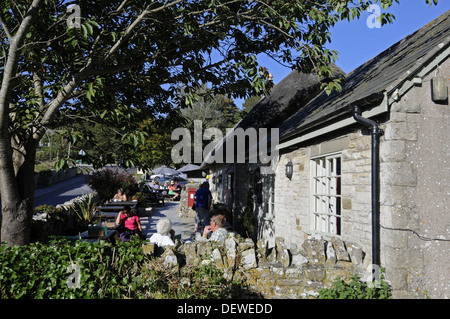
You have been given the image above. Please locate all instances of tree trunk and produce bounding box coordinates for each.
[0,136,37,246]
[1,197,34,246]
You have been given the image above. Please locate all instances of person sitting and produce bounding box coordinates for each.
[201,214,228,244]
[168,181,176,200]
[115,206,143,240]
[112,188,127,201]
[171,181,181,201]
[148,180,159,192]
[149,217,175,247]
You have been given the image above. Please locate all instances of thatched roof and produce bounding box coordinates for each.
[237,66,345,131]
[201,65,344,167]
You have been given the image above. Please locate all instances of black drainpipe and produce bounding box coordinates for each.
[352,105,384,279]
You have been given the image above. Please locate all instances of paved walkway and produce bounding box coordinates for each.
[140,202,195,241]
[34,175,92,207]
[30,174,195,241]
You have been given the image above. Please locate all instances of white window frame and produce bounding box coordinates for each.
[310,153,342,237]
[263,174,275,221]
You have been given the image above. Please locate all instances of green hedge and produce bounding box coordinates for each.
[0,237,145,298]
[0,237,244,299]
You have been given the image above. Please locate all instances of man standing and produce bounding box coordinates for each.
[194,181,212,233]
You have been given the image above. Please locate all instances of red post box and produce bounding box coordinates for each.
[187,188,196,207]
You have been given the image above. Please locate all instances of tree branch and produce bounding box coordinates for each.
[0,11,13,40]
[104,0,184,61]
[0,0,43,132]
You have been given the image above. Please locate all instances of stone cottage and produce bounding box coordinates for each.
[201,11,450,298]
[201,66,345,235]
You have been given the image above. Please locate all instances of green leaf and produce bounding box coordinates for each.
[54,158,66,171]
[81,24,87,39]
[88,20,100,28]
[85,22,93,36]
[88,82,95,97]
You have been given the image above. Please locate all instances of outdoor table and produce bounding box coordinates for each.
[93,220,116,229]
[97,205,125,212]
[96,211,119,219]
[93,211,119,224]
[79,224,117,243]
[152,189,167,194]
[155,188,177,199]
[104,200,137,207]
[103,222,116,229]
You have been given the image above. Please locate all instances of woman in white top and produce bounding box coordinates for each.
[112,188,127,201]
[149,217,175,246]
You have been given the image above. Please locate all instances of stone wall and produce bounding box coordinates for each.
[378,60,450,299]
[35,167,78,188]
[143,233,368,299]
[31,192,99,242]
[273,133,374,257]
[178,182,201,218]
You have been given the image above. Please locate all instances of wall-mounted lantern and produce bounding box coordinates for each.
[285,161,293,180]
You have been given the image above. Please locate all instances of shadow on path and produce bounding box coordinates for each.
[142,202,194,241]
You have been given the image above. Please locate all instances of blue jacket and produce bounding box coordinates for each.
[194,187,211,208]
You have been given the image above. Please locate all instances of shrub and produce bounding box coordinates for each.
[138,261,235,299]
[73,193,100,228]
[34,204,63,217]
[0,237,148,299]
[88,168,138,201]
[131,192,146,207]
[318,269,392,299]
[31,205,66,242]
[0,237,247,299]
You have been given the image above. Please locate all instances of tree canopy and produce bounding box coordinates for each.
[0,0,439,245]
[2,0,436,172]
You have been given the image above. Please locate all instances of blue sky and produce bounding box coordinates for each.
[235,0,450,108]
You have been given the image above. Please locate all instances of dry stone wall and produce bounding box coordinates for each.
[31,192,99,242]
[178,183,200,218]
[144,233,368,299]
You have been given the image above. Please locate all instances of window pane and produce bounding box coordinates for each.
[311,154,342,236]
